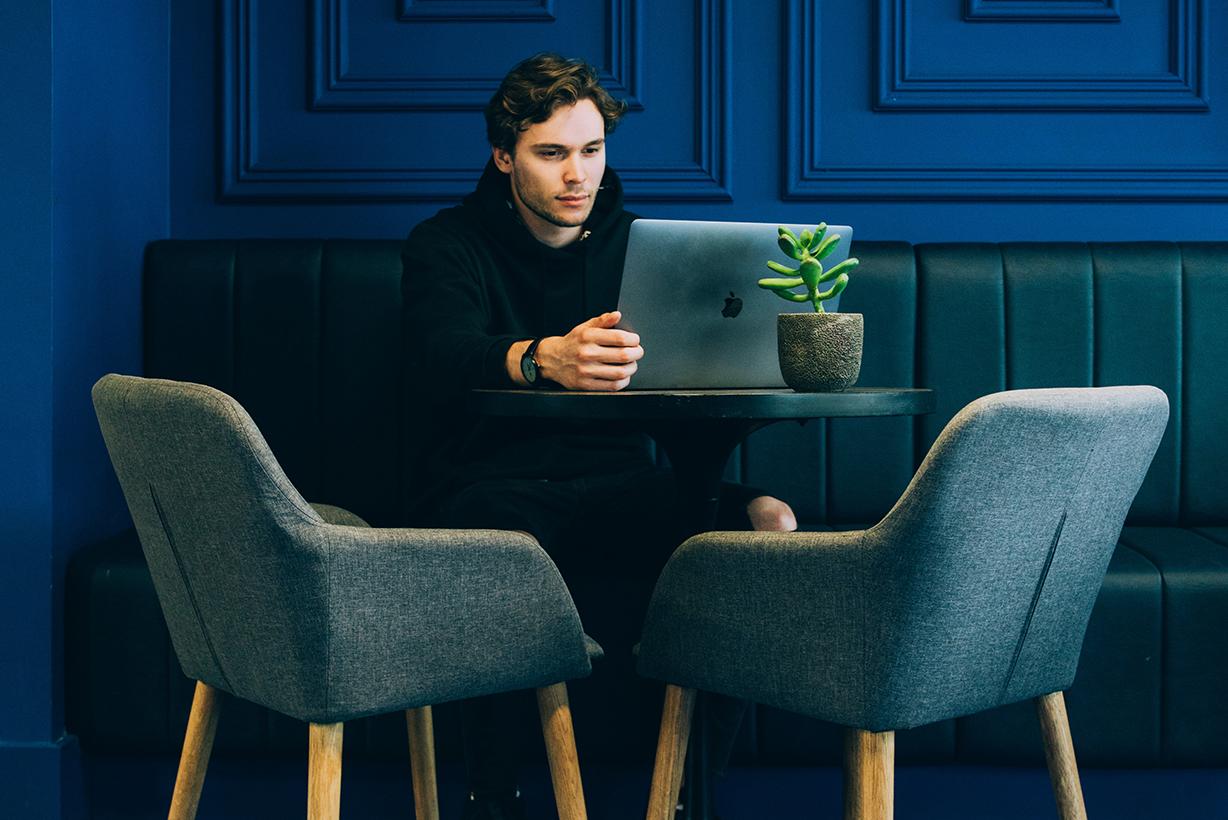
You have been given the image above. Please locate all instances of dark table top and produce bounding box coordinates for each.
[472,387,935,421]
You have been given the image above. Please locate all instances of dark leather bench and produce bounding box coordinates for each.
[67,239,1228,767]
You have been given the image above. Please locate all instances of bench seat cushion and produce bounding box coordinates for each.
[71,530,1228,765]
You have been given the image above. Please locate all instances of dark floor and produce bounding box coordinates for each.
[79,753,1228,819]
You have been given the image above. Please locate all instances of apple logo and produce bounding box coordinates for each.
[721,291,743,318]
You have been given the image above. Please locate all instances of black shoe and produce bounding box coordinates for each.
[460,789,527,820]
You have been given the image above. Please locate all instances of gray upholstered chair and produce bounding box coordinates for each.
[637,386,1169,820]
[92,373,597,820]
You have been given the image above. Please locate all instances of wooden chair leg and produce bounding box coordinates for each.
[1036,691,1088,820]
[308,722,344,820]
[843,728,894,820]
[537,682,588,820]
[646,685,696,820]
[405,706,440,820]
[169,680,221,820]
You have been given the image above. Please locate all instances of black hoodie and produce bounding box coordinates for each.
[401,160,652,518]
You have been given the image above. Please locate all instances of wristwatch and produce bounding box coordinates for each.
[519,338,543,386]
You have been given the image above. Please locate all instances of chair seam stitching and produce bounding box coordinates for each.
[148,481,235,692]
[1000,509,1067,703]
[999,418,1109,702]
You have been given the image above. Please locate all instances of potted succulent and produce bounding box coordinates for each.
[758,222,862,391]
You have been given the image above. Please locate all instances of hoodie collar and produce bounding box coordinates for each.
[467,158,627,254]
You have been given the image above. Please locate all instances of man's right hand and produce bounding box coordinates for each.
[536,311,644,391]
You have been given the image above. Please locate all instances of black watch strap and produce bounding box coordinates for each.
[520,338,543,386]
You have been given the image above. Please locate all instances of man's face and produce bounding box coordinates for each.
[492,98,607,243]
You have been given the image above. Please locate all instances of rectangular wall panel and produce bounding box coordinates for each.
[223,0,731,201]
[786,0,1228,201]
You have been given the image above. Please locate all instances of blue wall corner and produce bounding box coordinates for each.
[1,0,169,815]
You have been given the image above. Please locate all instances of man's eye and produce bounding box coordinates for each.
[584,147,601,155]
[540,151,560,159]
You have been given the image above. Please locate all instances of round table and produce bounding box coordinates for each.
[472,386,935,820]
[473,387,935,534]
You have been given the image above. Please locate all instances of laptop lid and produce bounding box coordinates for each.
[617,219,853,389]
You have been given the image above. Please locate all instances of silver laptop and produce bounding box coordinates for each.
[617,219,854,389]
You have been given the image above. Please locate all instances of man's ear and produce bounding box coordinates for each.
[492,145,513,174]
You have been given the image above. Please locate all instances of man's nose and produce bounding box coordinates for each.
[562,153,586,184]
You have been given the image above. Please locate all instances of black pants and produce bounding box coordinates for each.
[436,466,761,796]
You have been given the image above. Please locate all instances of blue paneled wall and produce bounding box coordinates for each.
[172,0,1228,240]
[2,1,1226,815]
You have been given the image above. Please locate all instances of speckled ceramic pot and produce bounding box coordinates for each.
[777,312,863,392]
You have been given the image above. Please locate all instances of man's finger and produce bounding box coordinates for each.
[581,363,637,381]
[579,344,642,364]
[578,310,621,330]
[579,375,631,392]
[585,327,640,347]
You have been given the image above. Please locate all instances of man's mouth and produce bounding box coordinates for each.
[557,194,589,206]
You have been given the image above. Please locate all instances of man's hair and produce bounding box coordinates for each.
[485,53,628,153]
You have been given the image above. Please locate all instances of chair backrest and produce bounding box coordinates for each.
[862,386,1169,729]
[91,373,329,708]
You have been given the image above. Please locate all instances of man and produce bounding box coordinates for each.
[402,53,797,820]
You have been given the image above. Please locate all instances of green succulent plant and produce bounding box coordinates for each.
[758,223,859,313]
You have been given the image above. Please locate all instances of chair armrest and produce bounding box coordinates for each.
[636,529,872,725]
[301,523,592,722]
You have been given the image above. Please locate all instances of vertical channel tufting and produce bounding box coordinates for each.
[1001,244,1093,390]
[1001,246,1010,392]
[826,242,917,525]
[233,241,324,502]
[319,240,405,526]
[144,240,237,391]
[915,244,1006,456]
[1091,243,1182,524]
[1179,243,1228,525]
[311,240,321,518]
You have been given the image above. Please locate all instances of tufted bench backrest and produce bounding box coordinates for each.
[144,240,1228,529]
[743,242,1228,528]
[144,240,406,526]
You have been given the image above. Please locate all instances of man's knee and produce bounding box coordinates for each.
[746,495,797,532]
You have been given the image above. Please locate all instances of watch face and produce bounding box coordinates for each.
[521,354,538,384]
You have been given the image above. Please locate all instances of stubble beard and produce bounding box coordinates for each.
[511,167,595,229]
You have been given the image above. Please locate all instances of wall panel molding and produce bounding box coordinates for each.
[964,0,1120,22]
[397,0,556,22]
[784,0,1228,201]
[312,0,640,111]
[220,0,730,201]
[878,0,1207,111]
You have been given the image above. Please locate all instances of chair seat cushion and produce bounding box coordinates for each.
[309,503,370,527]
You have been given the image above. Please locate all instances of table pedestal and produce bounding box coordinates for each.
[646,419,774,820]
[647,419,773,535]
[470,388,935,820]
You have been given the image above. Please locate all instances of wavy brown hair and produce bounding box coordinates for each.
[485,53,628,153]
